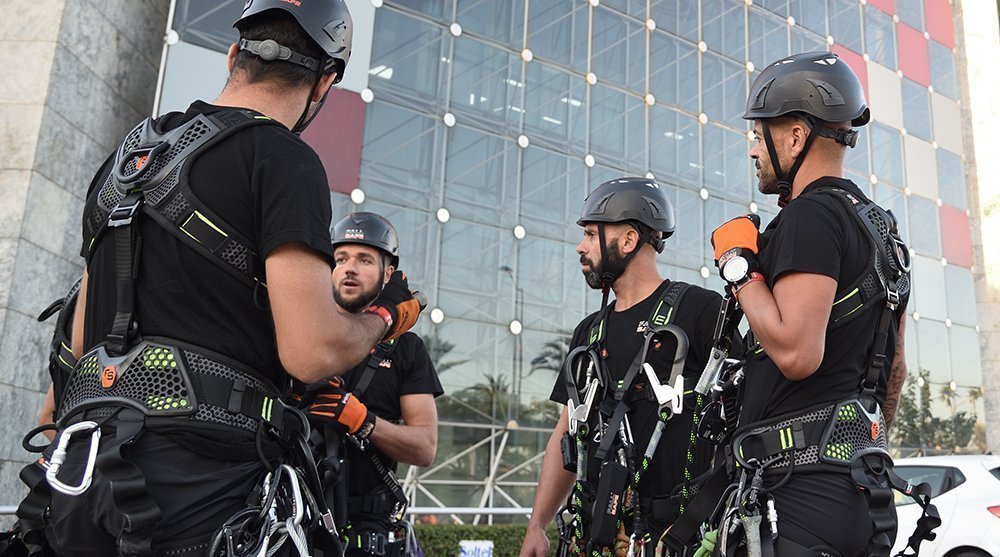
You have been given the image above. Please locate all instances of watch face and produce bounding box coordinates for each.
[723,256,749,282]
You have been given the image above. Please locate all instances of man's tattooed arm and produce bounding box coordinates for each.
[883,312,908,429]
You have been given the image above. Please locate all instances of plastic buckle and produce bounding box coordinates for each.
[108,193,144,228]
[45,420,101,496]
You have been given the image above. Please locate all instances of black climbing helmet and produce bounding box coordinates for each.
[578,177,675,253]
[332,212,399,267]
[744,51,870,128]
[234,0,353,84]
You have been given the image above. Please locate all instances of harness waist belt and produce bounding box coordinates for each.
[57,336,284,434]
[732,398,887,472]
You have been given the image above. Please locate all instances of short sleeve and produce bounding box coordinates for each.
[253,147,335,266]
[763,197,844,283]
[400,335,444,397]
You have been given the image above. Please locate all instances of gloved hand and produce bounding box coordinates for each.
[307,377,376,439]
[711,214,762,262]
[365,271,426,341]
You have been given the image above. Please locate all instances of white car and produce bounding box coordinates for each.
[891,454,1000,557]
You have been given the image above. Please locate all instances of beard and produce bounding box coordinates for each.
[581,238,624,290]
[756,160,782,196]
[333,281,382,313]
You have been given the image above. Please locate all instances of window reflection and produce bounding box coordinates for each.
[527,0,589,68]
[524,62,588,153]
[870,122,904,187]
[702,0,747,62]
[369,9,448,109]
[829,0,863,54]
[456,0,525,46]
[907,195,941,257]
[360,102,440,210]
[929,41,958,100]
[649,31,699,113]
[451,36,522,131]
[902,79,933,142]
[651,0,699,42]
[650,106,701,189]
[749,8,790,69]
[591,7,646,92]
[937,149,967,210]
[865,5,896,70]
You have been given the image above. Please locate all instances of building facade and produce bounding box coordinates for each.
[1,0,997,516]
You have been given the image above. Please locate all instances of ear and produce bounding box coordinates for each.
[621,227,641,255]
[383,263,395,284]
[787,120,810,158]
[312,72,339,103]
[226,43,240,73]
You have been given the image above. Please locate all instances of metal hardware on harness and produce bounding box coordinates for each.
[107,192,144,228]
[695,294,743,396]
[45,420,101,496]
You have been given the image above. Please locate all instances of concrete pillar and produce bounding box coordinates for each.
[958,0,1000,454]
[0,0,170,503]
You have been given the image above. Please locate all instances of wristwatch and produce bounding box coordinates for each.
[721,252,751,284]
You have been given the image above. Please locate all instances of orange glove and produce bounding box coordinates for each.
[366,271,427,341]
[307,377,376,439]
[711,215,762,262]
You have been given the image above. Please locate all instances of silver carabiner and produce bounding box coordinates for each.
[45,420,101,496]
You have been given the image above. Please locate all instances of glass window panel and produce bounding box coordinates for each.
[749,9,790,67]
[791,27,828,55]
[520,149,585,243]
[790,0,827,36]
[669,187,707,269]
[907,195,941,257]
[588,164,625,188]
[451,37,522,132]
[845,126,871,175]
[704,124,752,202]
[901,79,932,141]
[945,266,977,326]
[432,319,512,412]
[865,5,896,70]
[602,0,647,17]
[650,106,701,189]
[591,7,647,92]
[702,0,746,61]
[649,31,700,113]
[439,223,511,322]
[445,127,518,227]
[518,236,588,332]
[173,0,239,52]
[929,40,958,100]
[704,197,745,254]
[457,0,525,46]
[896,0,924,31]
[527,0,589,68]
[870,122,904,187]
[916,319,949,383]
[949,326,982,388]
[651,0,699,41]
[874,183,907,243]
[912,255,947,321]
[589,85,627,161]
[523,62,589,154]
[369,9,448,109]
[702,52,747,129]
[360,102,440,210]
[755,0,788,16]
[936,149,967,210]
[829,0,863,53]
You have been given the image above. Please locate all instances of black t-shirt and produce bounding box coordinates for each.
[550,280,728,500]
[340,332,443,507]
[739,176,901,425]
[80,101,335,387]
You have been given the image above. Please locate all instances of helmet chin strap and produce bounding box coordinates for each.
[291,63,332,134]
[761,119,820,208]
[596,223,642,310]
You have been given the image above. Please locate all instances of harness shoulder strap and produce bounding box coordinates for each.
[353,340,397,400]
[37,279,81,417]
[84,109,282,289]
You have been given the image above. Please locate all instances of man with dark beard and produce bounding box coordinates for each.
[708,52,915,556]
[520,178,735,557]
[306,212,443,556]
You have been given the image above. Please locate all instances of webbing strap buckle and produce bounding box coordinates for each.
[45,420,101,496]
[108,192,144,228]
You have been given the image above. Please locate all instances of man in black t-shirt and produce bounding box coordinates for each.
[521,178,733,557]
[710,52,910,557]
[18,3,424,556]
[306,213,443,557]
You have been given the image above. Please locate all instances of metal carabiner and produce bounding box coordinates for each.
[45,420,101,496]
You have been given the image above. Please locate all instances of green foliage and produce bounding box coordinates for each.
[412,524,559,557]
[890,368,979,453]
